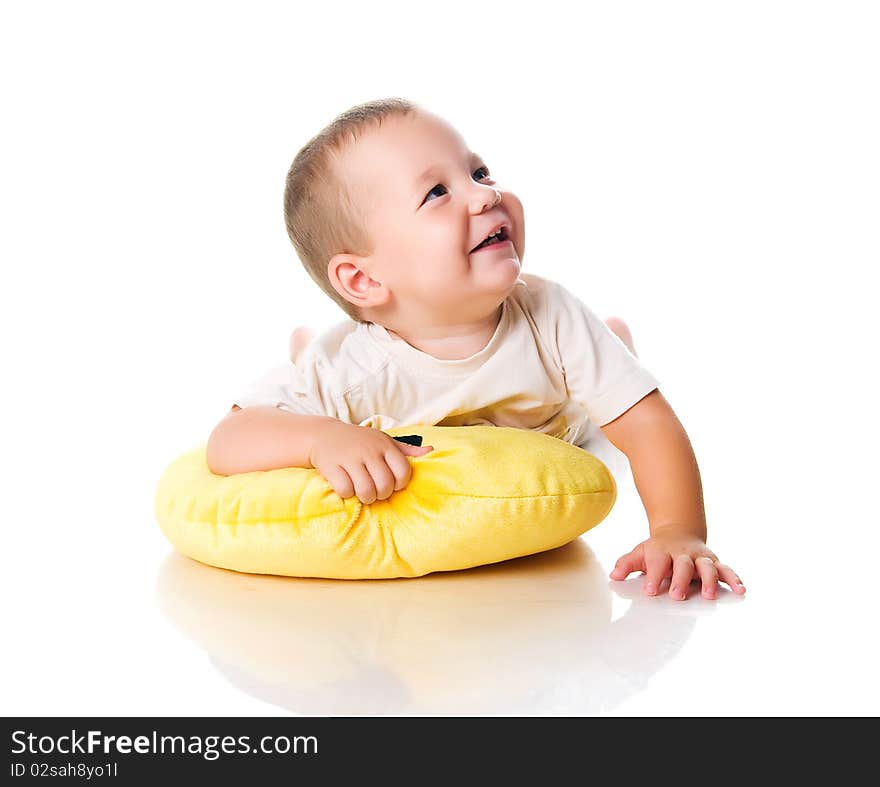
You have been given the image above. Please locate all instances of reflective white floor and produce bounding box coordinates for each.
[5,425,877,717]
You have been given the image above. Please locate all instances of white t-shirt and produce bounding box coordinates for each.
[232,273,661,448]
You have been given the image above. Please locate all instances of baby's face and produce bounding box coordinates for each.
[330,111,525,329]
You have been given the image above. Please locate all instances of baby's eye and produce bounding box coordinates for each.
[424,166,493,203]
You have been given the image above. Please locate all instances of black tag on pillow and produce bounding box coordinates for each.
[392,434,423,447]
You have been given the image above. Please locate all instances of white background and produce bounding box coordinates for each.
[2,0,878,716]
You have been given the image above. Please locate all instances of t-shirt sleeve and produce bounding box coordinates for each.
[231,361,330,417]
[545,280,662,427]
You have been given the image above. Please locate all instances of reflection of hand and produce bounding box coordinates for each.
[610,526,746,601]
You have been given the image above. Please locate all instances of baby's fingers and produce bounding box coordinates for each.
[694,556,719,599]
[715,563,747,595]
[669,554,695,601]
[610,550,644,580]
[644,553,672,596]
[383,444,431,491]
[365,456,397,501]
[322,464,355,500]
[346,462,378,504]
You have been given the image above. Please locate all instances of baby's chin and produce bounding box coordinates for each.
[470,252,522,289]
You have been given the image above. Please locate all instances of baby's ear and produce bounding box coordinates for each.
[289,326,314,363]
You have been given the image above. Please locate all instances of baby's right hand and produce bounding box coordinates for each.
[308,421,434,504]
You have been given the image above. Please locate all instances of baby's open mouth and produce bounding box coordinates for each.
[470,226,510,253]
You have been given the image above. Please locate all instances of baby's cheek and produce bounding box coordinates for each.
[505,193,526,260]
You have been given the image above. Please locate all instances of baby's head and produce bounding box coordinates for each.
[283,98,525,337]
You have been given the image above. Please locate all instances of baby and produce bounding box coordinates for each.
[207,98,745,602]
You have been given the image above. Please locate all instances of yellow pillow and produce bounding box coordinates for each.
[154,425,617,579]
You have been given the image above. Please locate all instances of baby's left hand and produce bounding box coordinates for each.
[610,527,746,600]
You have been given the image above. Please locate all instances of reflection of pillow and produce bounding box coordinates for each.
[154,425,617,579]
[155,541,618,715]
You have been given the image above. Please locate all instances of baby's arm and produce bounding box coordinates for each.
[206,405,340,475]
[206,406,432,503]
[600,389,746,601]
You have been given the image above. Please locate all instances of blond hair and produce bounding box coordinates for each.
[283,97,421,322]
